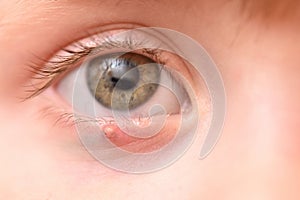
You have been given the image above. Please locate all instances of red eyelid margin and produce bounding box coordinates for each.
[101,113,182,153]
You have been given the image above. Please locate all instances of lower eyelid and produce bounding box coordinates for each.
[40,83,188,150]
[93,113,182,153]
[38,92,185,154]
[33,88,76,128]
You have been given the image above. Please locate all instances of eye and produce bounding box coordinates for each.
[54,28,196,121]
[30,26,216,173]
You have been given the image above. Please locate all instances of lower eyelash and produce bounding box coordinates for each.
[39,99,183,135]
[59,114,180,154]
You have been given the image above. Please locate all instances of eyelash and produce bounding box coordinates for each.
[24,35,166,100]
[24,33,182,129]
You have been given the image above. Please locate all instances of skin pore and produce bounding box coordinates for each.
[0,0,300,199]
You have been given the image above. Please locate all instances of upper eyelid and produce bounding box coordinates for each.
[24,34,166,99]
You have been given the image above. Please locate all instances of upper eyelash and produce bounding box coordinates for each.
[24,35,165,99]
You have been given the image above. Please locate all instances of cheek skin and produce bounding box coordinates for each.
[0,96,144,199]
[202,21,300,198]
[0,95,201,200]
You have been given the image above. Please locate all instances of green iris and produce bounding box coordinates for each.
[86,52,160,110]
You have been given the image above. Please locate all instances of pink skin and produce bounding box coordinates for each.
[0,0,300,199]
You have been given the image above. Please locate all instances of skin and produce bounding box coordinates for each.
[0,0,300,199]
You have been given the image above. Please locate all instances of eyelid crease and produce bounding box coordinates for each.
[23,34,165,100]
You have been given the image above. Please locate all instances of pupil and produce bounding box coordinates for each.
[111,77,136,90]
[110,61,140,90]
